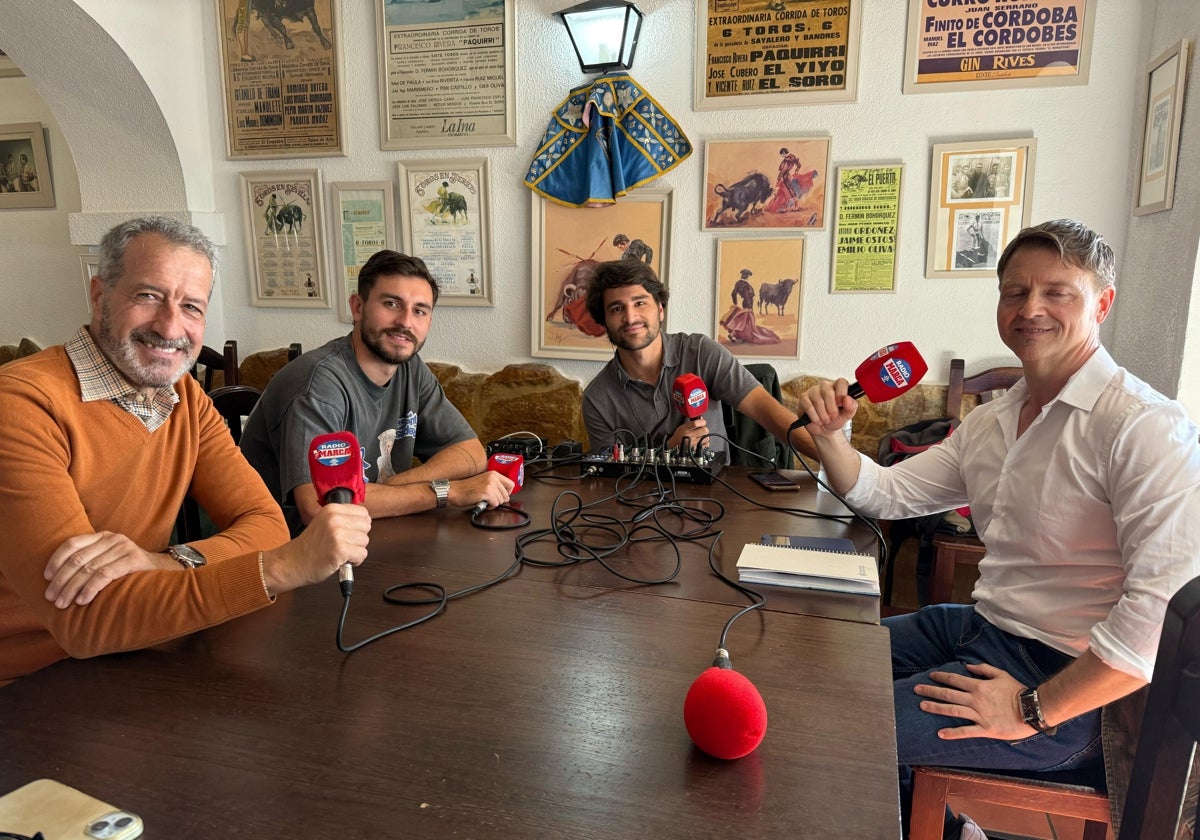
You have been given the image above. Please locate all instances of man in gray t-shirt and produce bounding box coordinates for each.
[241,251,513,535]
[581,261,818,461]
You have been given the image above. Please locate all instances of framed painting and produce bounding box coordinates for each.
[532,189,671,361]
[239,169,329,308]
[831,165,904,293]
[397,158,493,306]
[925,138,1036,279]
[0,122,53,209]
[215,0,345,158]
[329,181,397,323]
[695,0,862,109]
[78,252,100,315]
[1134,39,1190,216]
[376,0,516,150]
[0,49,22,78]
[903,0,1094,93]
[713,237,804,361]
[703,137,831,232]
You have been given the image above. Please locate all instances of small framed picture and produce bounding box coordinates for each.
[329,181,397,323]
[238,169,329,308]
[831,165,904,294]
[0,122,54,210]
[532,189,671,361]
[78,252,100,315]
[713,237,804,360]
[703,137,831,232]
[1134,39,1190,216]
[925,138,1036,279]
[397,158,493,307]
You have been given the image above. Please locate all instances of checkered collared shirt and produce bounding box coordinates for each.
[65,327,180,432]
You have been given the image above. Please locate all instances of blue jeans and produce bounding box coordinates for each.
[886,605,1103,838]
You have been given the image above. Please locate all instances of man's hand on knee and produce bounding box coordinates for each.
[914,662,1035,741]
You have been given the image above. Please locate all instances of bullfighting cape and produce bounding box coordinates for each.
[525,73,691,208]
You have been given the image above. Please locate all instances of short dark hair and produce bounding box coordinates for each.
[357,250,440,305]
[585,260,669,325]
[612,233,630,247]
[997,219,1115,291]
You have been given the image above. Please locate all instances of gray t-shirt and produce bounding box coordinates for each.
[240,335,475,533]
[582,332,759,454]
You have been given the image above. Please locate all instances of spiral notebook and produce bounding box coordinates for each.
[735,534,880,596]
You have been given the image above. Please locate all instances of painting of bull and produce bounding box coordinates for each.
[242,0,332,50]
[758,278,797,316]
[708,172,772,226]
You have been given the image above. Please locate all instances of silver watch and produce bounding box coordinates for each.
[167,544,207,569]
[1019,687,1057,734]
[430,479,450,509]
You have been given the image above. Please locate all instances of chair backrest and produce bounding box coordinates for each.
[945,358,1023,422]
[1118,574,1200,839]
[287,342,302,363]
[191,340,239,391]
[208,385,262,445]
[722,362,793,469]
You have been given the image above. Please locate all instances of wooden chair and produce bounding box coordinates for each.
[173,385,262,543]
[191,339,239,391]
[208,384,262,445]
[911,574,1200,840]
[926,358,1023,604]
[287,342,302,363]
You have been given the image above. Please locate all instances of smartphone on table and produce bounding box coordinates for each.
[748,470,801,491]
[0,779,143,839]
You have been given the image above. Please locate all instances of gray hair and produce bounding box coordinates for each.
[97,216,219,290]
[997,219,1115,290]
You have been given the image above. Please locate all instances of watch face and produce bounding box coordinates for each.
[170,545,206,568]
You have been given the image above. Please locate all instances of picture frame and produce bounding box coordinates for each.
[239,169,329,308]
[713,237,804,361]
[695,0,862,110]
[376,0,516,150]
[903,1,1094,94]
[831,165,904,294]
[1133,39,1190,216]
[925,138,1036,279]
[329,181,397,323]
[532,189,672,361]
[702,137,831,232]
[215,0,346,159]
[397,158,493,307]
[0,122,54,209]
[0,49,22,78]
[78,252,100,315]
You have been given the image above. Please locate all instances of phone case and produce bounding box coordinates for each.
[0,779,143,840]
[748,471,800,491]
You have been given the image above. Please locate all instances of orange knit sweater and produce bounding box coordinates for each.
[0,346,290,684]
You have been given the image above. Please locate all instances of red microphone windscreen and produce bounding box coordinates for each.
[672,374,709,420]
[309,432,366,505]
[486,452,524,495]
[684,667,768,760]
[853,341,929,404]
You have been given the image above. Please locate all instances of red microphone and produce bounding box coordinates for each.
[684,649,768,760]
[672,373,709,420]
[309,432,365,595]
[790,341,929,431]
[472,452,524,515]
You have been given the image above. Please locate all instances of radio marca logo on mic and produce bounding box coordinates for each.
[312,437,355,467]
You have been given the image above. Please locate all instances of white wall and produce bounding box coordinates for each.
[0,1,1172,392]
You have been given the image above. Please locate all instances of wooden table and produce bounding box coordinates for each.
[0,468,899,838]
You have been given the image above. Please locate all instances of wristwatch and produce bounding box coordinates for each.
[167,544,207,569]
[430,479,450,509]
[1019,687,1057,735]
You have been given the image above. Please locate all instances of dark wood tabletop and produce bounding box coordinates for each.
[368,464,884,625]
[0,466,899,838]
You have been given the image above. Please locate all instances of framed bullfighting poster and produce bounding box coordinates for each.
[239,169,330,308]
[532,189,672,361]
[330,180,397,323]
[714,237,804,360]
[397,158,493,306]
[925,137,1036,279]
[702,137,831,232]
[831,164,904,293]
[215,0,346,159]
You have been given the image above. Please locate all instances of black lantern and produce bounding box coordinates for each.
[556,1,644,74]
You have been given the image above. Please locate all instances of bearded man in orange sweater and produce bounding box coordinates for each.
[0,216,371,685]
